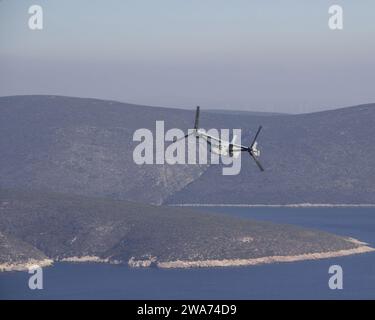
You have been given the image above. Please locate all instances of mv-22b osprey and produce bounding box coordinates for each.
[175,106,264,171]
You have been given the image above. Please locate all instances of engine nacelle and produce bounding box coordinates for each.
[229,144,234,157]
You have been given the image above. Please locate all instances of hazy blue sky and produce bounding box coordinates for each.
[0,0,374,112]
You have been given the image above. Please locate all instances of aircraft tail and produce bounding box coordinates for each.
[248,126,264,171]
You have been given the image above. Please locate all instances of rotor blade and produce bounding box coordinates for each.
[173,133,193,143]
[250,126,262,148]
[249,151,265,172]
[194,106,200,130]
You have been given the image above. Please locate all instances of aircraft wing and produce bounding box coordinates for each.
[197,131,226,144]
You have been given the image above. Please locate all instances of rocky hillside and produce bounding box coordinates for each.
[1,188,371,270]
[0,231,51,271]
[1,95,375,204]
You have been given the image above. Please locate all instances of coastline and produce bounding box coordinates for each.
[156,244,375,269]
[59,256,110,263]
[170,203,375,208]
[0,258,53,272]
[129,237,375,269]
[2,240,374,272]
[0,256,115,272]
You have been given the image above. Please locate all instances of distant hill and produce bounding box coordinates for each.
[1,188,370,270]
[168,103,375,204]
[0,95,206,205]
[1,95,375,204]
[205,109,288,117]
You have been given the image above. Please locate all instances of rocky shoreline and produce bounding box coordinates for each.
[0,258,53,272]
[155,241,374,269]
[2,189,374,273]
[2,238,373,272]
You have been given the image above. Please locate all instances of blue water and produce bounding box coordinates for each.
[1,207,375,299]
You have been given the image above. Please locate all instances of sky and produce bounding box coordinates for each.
[0,0,374,113]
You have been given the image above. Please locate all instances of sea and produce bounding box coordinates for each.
[1,207,374,299]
